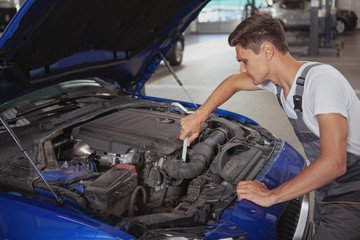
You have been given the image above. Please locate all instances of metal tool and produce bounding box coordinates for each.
[182,136,189,162]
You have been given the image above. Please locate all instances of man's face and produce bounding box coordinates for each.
[235,44,269,85]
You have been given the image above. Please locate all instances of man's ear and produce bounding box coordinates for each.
[262,42,274,61]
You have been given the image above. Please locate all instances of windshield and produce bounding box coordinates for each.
[0,78,115,129]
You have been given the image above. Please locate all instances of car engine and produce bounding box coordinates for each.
[34,103,275,229]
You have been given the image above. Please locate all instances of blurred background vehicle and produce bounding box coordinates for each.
[165,35,185,66]
[0,0,18,33]
[257,0,358,35]
[336,9,358,34]
[258,0,312,31]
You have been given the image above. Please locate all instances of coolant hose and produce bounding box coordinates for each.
[164,128,228,179]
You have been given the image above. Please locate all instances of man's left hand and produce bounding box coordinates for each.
[236,180,273,207]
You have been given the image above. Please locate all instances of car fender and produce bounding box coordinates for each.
[0,192,135,240]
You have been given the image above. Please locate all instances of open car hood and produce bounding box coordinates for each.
[0,0,209,104]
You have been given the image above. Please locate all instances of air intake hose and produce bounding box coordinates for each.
[164,127,228,179]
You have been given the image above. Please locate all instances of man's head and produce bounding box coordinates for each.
[228,14,289,55]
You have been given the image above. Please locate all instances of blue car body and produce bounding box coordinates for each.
[0,0,311,239]
[0,139,305,240]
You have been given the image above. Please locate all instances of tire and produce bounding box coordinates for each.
[336,19,346,35]
[166,40,184,66]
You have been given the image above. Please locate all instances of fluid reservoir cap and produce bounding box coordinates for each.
[156,118,175,124]
[114,164,138,177]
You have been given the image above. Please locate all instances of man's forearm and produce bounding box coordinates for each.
[236,113,348,207]
[195,73,259,117]
[180,73,260,143]
[269,114,348,205]
[269,154,346,205]
[236,154,347,207]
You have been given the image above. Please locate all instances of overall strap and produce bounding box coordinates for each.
[276,85,282,108]
[275,63,322,116]
[293,63,322,119]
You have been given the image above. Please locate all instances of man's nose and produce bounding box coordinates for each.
[240,63,246,73]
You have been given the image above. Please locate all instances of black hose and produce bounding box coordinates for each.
[128,185,147,217]
[146,169,168,209]
[164,127,228,179]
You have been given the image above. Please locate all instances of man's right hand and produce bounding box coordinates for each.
[179,74,258,146]
[179,112,206,146]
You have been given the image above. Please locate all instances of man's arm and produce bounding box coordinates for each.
[236,113,348,207]
[179,73,260,145]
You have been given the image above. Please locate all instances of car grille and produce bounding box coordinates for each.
[276,197,302,240]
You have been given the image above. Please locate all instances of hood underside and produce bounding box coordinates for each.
[0,0,209,104]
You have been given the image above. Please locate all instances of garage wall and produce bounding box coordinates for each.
[337,0,352,9]
[337,0,360,28]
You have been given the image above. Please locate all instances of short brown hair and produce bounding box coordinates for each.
[228,14,289,54]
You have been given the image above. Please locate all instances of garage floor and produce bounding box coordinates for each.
[146,29,360,159]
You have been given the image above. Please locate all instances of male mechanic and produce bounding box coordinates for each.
[179,14,360,239]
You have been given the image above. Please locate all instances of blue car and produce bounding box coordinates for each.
[0,0,312,239]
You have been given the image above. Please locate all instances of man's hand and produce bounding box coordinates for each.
[179,112,205,146]
[235,113,348,208]
[236,180,274,207]
[178,74,259,146]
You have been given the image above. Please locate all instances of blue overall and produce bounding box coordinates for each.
[275,63,360,240]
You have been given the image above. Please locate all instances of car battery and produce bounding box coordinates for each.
[84,164,137,212]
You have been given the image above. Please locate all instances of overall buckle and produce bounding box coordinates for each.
[293,95,302,112]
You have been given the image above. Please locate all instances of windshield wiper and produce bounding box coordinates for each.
[0,116,64,206]
[0,103,83,128]
[16,94,115,118]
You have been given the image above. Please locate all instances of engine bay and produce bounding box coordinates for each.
[32,102,276,229]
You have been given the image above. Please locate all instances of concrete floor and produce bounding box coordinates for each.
[146,29,360,160]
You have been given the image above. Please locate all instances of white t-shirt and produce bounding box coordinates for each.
[258,62,360,155]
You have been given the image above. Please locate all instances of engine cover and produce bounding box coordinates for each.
[72,108,183,156]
